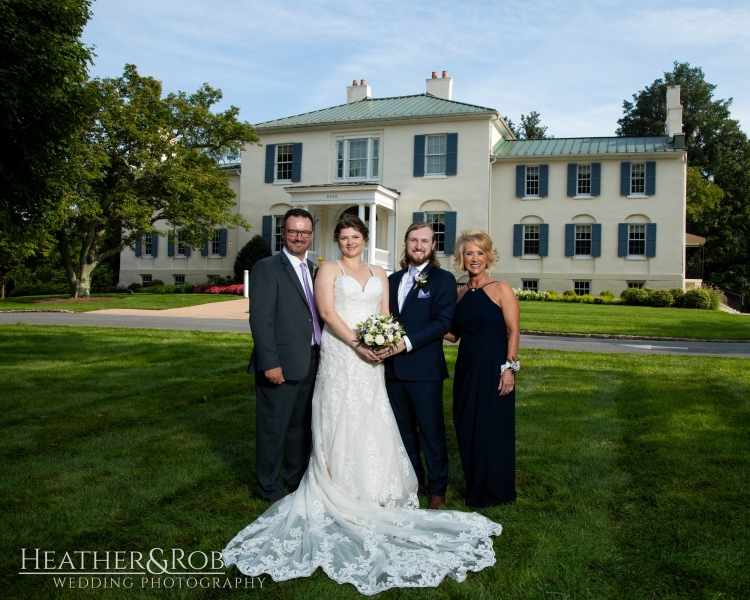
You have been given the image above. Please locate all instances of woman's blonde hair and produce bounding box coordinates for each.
[452,229,499,271]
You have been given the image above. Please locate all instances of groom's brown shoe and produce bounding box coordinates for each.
[428,495,446,510]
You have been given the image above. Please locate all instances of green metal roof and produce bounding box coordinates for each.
[256,94,497,130]
[492,137,681,157]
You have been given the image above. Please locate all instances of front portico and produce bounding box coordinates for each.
[284,183,400,272]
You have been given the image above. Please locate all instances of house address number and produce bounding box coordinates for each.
[326,194,338,199]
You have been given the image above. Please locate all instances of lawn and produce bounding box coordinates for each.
[0,325,748,599]
[520,301,750,340]
[0,293,241,313]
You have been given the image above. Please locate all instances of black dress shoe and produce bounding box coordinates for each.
[417,484,427,496]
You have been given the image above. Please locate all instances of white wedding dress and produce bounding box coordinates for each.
[222,265,502,595]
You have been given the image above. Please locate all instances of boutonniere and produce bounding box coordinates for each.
[413,271,428,289]
[311,263,319,279]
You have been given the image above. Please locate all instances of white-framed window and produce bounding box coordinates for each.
[275,144,293,182]
[143,236,153,257]
[575,225,592,256]
[425,134,447,175]
[631,163,646,195]
[526,166,540,197]
[627,281,645,289]
[176,231,187,257]
[141,274,152,286]
[522,280,538,292]
[173,274,185,284]
[574,281,590,296]
[273,215,285,252]
[577,164,591,196]
[425,212,446,253]
[335,136,380,181]
[523,225,540,255]
[210,230,222,256]
[629,224,646,256]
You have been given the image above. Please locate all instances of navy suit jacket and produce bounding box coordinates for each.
[385,264,457,381]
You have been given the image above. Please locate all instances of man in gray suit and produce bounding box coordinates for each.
[247,208,321,501]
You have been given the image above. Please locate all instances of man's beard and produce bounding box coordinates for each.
[405,246,435,266]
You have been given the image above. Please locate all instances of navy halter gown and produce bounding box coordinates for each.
[452,284,517,508]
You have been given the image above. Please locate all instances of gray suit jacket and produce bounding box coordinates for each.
[247,251,319,381]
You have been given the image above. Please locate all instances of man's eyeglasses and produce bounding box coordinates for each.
[284,229,313,239]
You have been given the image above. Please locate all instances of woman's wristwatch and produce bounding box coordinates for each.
[500,360,520,375]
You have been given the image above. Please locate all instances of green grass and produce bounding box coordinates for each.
[520,301,750,340]
[1,326,748,599]
[0,293,241,312]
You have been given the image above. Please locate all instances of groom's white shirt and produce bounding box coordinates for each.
[283,247,316,346]
[397,261,428,353]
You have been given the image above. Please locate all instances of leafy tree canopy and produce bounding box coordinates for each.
[504,111,551,140]
[233,235,272,283]
[57,64,260,297]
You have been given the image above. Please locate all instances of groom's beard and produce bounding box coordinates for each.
[405,246,436,267]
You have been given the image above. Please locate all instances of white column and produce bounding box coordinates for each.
[368,202,376,266]
[358,204,365,222]
[243,270,249,298]
[387,210,396,271]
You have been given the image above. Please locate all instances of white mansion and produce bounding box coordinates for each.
[120,73,690,295]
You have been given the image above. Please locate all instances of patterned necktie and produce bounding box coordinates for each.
[400,266,418,310]
[300,263,322,345]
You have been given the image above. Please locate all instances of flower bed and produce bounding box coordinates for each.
[192,284,244,295]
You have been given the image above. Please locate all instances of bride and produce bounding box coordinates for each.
[222,214,501,594]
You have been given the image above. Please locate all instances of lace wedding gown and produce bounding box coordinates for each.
[223,266,502,595]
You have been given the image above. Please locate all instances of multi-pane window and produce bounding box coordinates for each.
[631,163,646,194]
[173,275,185,284]
[335,137,380,181]
[522,280,539,292]
[575,225,592,256]
[577,164,591,195]
[273,215,285,252]
[426,134,447,175]
[629,224,646,256]
[627,281,645,289]
[275,144,293,181]
[574,281,590,296]
[425,212,446,252]
[143,236,153,257]
[211,230,221,255]
[176,231,187,256]
[526,166,540,196]
[141,274,152,286]
[523,225,540,255]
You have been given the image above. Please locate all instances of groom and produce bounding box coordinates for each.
[379,222,457,509]
[247,208,321,501]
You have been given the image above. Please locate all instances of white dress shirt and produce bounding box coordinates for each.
[283,247,316,345]
[397,261,428,353]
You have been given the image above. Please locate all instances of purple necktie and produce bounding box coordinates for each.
[300,263,321,345]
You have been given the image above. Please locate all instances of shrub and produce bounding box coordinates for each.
[680,289,713,310]
[513,288,550,301]
[648,288,674,307]
[669,287,685,305]
[546,290,559,299]
[175,282,194,294]
[701,284,726,309]
[598,290,615,300]
[144,284,181,294]
[127,283,143,292]
[234,235,273,282]
[563,290,576,298]
[8,283,69,297]
[192,284,244,295]
[144,278,164,287]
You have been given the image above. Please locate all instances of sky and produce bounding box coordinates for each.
[81,0,750,138]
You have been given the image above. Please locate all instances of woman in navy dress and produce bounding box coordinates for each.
[445,230,520,508]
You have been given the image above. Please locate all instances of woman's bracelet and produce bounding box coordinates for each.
[500,360,520,375]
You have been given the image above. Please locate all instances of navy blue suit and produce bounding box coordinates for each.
[385,264,456,496]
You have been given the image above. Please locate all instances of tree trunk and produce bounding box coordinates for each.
[76,262,96,298]
[57,232,79,298]
[1,275,5,299]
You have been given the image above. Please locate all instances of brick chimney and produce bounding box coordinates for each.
[665,85,684,148]
[347,79,371,104]
[426,70,453,100]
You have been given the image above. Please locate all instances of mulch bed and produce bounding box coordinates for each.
[30,297,119,304]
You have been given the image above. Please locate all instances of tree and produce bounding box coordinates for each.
[57,65,259,297]
[0,229,48,299]
[0,0,92,231]
[503,111,550,139]
[233,235,272,282]
[618,62,750,299]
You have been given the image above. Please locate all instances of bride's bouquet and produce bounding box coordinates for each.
[355,314,406,350]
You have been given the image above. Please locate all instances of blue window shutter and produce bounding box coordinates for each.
[201,240,208,257]
[445,133,458,175]
[184,244,191,257]
[444,211,457,253]
[515,165,525,197]
[621,162,630,196]
[264,144,275,183]
[513,224,523,256]
[591,163,601,196]
[151,233,158,257]
[413,135,425,177]
[565,224,575,257]
[646,223,657,257]
[567,163,577,196]
[646,161,656,195]
[539,224,549,256]
[167,233,174,257]
[135,238,142,257]
[262,215,273,247]
[291,143,302,182]
[412,211,426,223]
[539,164,549,197]
[219,229,227,256]
[618,223,628,256]
[591,223,602,257]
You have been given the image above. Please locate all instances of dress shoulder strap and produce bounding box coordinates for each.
[335,260,345,275]
[365,263,375,277]
[480,281,499,290]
